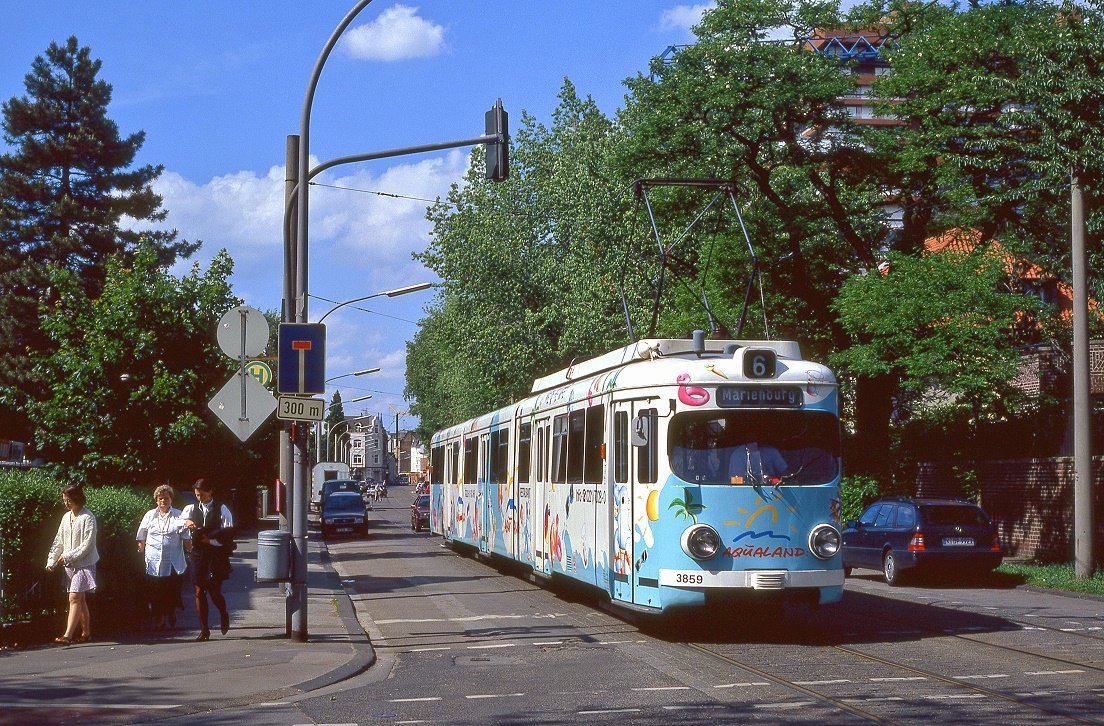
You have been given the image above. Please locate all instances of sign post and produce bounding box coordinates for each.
[209,306,277,441]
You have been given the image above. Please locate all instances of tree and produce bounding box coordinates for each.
[617,0,902,476]
[408,81,649,432]
[27,244,273,488]
[0,36,198,438]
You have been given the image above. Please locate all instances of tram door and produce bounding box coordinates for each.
[610,400,655,605]
[533,418,551,575]
[478,433,489,553]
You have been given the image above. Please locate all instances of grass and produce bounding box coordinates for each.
[997,561,1104,596]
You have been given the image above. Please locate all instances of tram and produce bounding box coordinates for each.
[428,332,844,614]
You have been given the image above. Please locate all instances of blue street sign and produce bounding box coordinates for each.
[278,323,326,395]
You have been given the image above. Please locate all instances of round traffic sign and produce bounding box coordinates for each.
[217,306,269,359]
[245,360,273,386]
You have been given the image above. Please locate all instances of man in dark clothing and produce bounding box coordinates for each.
[181,478,234,641]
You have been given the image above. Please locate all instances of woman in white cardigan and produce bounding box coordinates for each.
[46,483,99,644]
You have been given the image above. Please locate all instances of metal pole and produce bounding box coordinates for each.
[291,0,375,644]
[282,135,298,637]
[1072,170,1094,578]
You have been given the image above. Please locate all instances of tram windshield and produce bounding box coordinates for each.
[669,411,839,486]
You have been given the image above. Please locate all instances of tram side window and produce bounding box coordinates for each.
[449,442,459,485]
[517,423,531,482]
[637,408,658,484]
[490,429,509,482]
[537,424,547,483]
[584,405,605,483]
[567,410,585,483]
[431,445,444,487]
[551,414,568,484]
[614,412,628,484]
[464,438,477,484]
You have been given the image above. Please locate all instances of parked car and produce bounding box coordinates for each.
[411,494,430,532]
[319,478,361,510]
[320,491,368,539]
[842,496,1002,585]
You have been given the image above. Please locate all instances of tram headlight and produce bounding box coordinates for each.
[808,524,841,560]
[681,524,722,561]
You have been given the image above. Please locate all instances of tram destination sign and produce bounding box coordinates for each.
[717,385,803,408]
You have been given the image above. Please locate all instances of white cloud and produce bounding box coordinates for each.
[658,3,714,34]
[342,5,446,61]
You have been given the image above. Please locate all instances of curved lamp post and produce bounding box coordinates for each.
[316,282,433,324]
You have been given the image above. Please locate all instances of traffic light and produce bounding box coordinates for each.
[485,98,509,181]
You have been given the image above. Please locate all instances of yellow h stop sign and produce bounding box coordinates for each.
[245,360,273,386]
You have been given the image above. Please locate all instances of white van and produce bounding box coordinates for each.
[311,462,351,510]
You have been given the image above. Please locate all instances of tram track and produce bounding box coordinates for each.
[683,638,1102,724]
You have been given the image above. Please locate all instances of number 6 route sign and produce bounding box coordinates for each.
[278,323,325,395]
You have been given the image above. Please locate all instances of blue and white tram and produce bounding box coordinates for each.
[429,335,844,614]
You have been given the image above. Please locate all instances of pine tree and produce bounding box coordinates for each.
[0,36,198,437]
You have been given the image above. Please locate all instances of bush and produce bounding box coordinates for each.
[0,469,150,641]
[840,474,883,524]
[0,469,66,623]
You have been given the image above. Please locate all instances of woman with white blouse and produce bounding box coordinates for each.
[136,485,192,630]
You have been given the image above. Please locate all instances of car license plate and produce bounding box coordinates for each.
[943,537,974,547]
[337,527,352,533]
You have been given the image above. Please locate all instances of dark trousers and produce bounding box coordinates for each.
[146,572,183,620]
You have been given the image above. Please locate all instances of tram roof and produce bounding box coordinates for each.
[530,338,802,395]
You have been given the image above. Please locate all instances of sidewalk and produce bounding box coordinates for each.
[0,523,375,723]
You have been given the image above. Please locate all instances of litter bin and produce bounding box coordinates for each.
[256,529,291,582]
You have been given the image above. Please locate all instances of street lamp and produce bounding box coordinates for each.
[325,367,380,383]
[327,415,369,461]
[316,282,433,323]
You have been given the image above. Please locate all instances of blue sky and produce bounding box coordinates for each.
[1,1,711,427]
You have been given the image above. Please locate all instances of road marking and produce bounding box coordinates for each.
[1025,670,1084,676]
[579,708,641,715]
[870,676,927,682]
[715,682,770,689]
[467,643,516,649]
[925,694,988,700]
[466,693,525,700]
[794,679,851,685]
[632,686,691,692]
[533,640,563,645]
[754,701,816,710]
[409,646,451,652]
[954,674,1009,680]
[844,697,905,704]
[389,697,442,703]
[376,613,569,624]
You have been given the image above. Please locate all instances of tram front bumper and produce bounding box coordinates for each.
[658,568,845,590]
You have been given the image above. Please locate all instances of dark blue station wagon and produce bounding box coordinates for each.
[842,497,1003,585]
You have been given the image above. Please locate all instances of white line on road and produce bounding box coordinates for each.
[466,693,526,700]
[632,686,691,692]
[870,676,927,682]
[754,701,816,710]
[954,674,1009,680]
[579,708,642,715]
[793,679,851,686]
[409,646,452,652]
[467,643,516,649]
[1025,670,1084,676]
[389,697,443,703]
[714,682,770,688]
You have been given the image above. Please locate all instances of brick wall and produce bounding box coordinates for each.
[916,458,1104,561]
